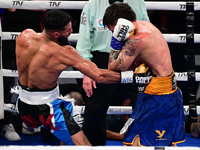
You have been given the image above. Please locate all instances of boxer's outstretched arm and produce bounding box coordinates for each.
[74,58,121,84]
[61,46,121,84]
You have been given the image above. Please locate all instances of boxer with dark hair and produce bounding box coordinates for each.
[15,9,121,146]
[103,3,185,146]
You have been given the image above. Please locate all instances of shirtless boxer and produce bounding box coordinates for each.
[15,9,122,146]
[103,3,185,146]
[15,9,151,145]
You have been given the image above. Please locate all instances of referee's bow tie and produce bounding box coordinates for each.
[109,0,124,5]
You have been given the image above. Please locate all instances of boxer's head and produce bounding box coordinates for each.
[103,3,136,27]
[44,9,73,44]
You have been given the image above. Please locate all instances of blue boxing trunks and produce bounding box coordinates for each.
[16,82,81,145]
[123,72,185,146]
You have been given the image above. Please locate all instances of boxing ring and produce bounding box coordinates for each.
[0,0,200,149]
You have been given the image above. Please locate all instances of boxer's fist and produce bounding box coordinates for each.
[110,18,135,51]
[121,63,152,84]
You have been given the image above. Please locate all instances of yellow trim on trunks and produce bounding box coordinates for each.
[123,135,147,147]
[123,134,185,146]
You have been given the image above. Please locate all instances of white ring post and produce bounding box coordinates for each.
[0,16,4,119]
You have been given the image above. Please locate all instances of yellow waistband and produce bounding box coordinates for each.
[144,71,177,95]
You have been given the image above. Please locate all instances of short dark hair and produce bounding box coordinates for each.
[44,9,72,31]
[103,3,136,27]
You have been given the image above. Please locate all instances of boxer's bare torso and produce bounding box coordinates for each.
[16,28,120,89]
[108,20,173,77]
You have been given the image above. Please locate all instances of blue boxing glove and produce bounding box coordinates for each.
[110,18,135,51]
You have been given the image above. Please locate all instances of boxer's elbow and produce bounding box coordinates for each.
[108,65,120,72]
[108,63,115,71]
[108,61,122,71]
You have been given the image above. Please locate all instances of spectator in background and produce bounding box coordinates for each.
[190,99,200,138]
[106,98,131,141]
[76,0,149,145]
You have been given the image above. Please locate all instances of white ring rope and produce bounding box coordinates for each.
[1,1,200,11]
[2,69,200,81]
[2,32,79,43]
[2,69,84,78]
[2,32,200,44]
[4,103,200,116]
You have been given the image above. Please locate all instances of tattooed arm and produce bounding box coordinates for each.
[108,38,142,71]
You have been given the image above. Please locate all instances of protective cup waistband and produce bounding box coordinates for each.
[18,84,60,105]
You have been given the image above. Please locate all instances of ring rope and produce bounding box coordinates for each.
[2,69,84,78]
[3,103,200,116]
[2,32,200,43]
[0,18,3,119]
[2,69,200,81]
[1,1,200,11]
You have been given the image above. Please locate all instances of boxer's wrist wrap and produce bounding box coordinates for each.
[110,36,125,51]
[121,70,152,84]
[121,70,134,83]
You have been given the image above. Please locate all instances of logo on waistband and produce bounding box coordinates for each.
[12,1,23,6]
[138,86,145,92]
[49,2,61,7]
[172,74,177,90]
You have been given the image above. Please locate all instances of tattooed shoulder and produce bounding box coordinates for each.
[123,38,142,56]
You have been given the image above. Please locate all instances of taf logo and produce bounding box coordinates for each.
[179,4,186,10]
[49,2,61,7]
[179,36,186,42]
[11,34,19,39]
[12,1,23,6]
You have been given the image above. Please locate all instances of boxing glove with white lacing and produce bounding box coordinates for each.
[110,18,135,51]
